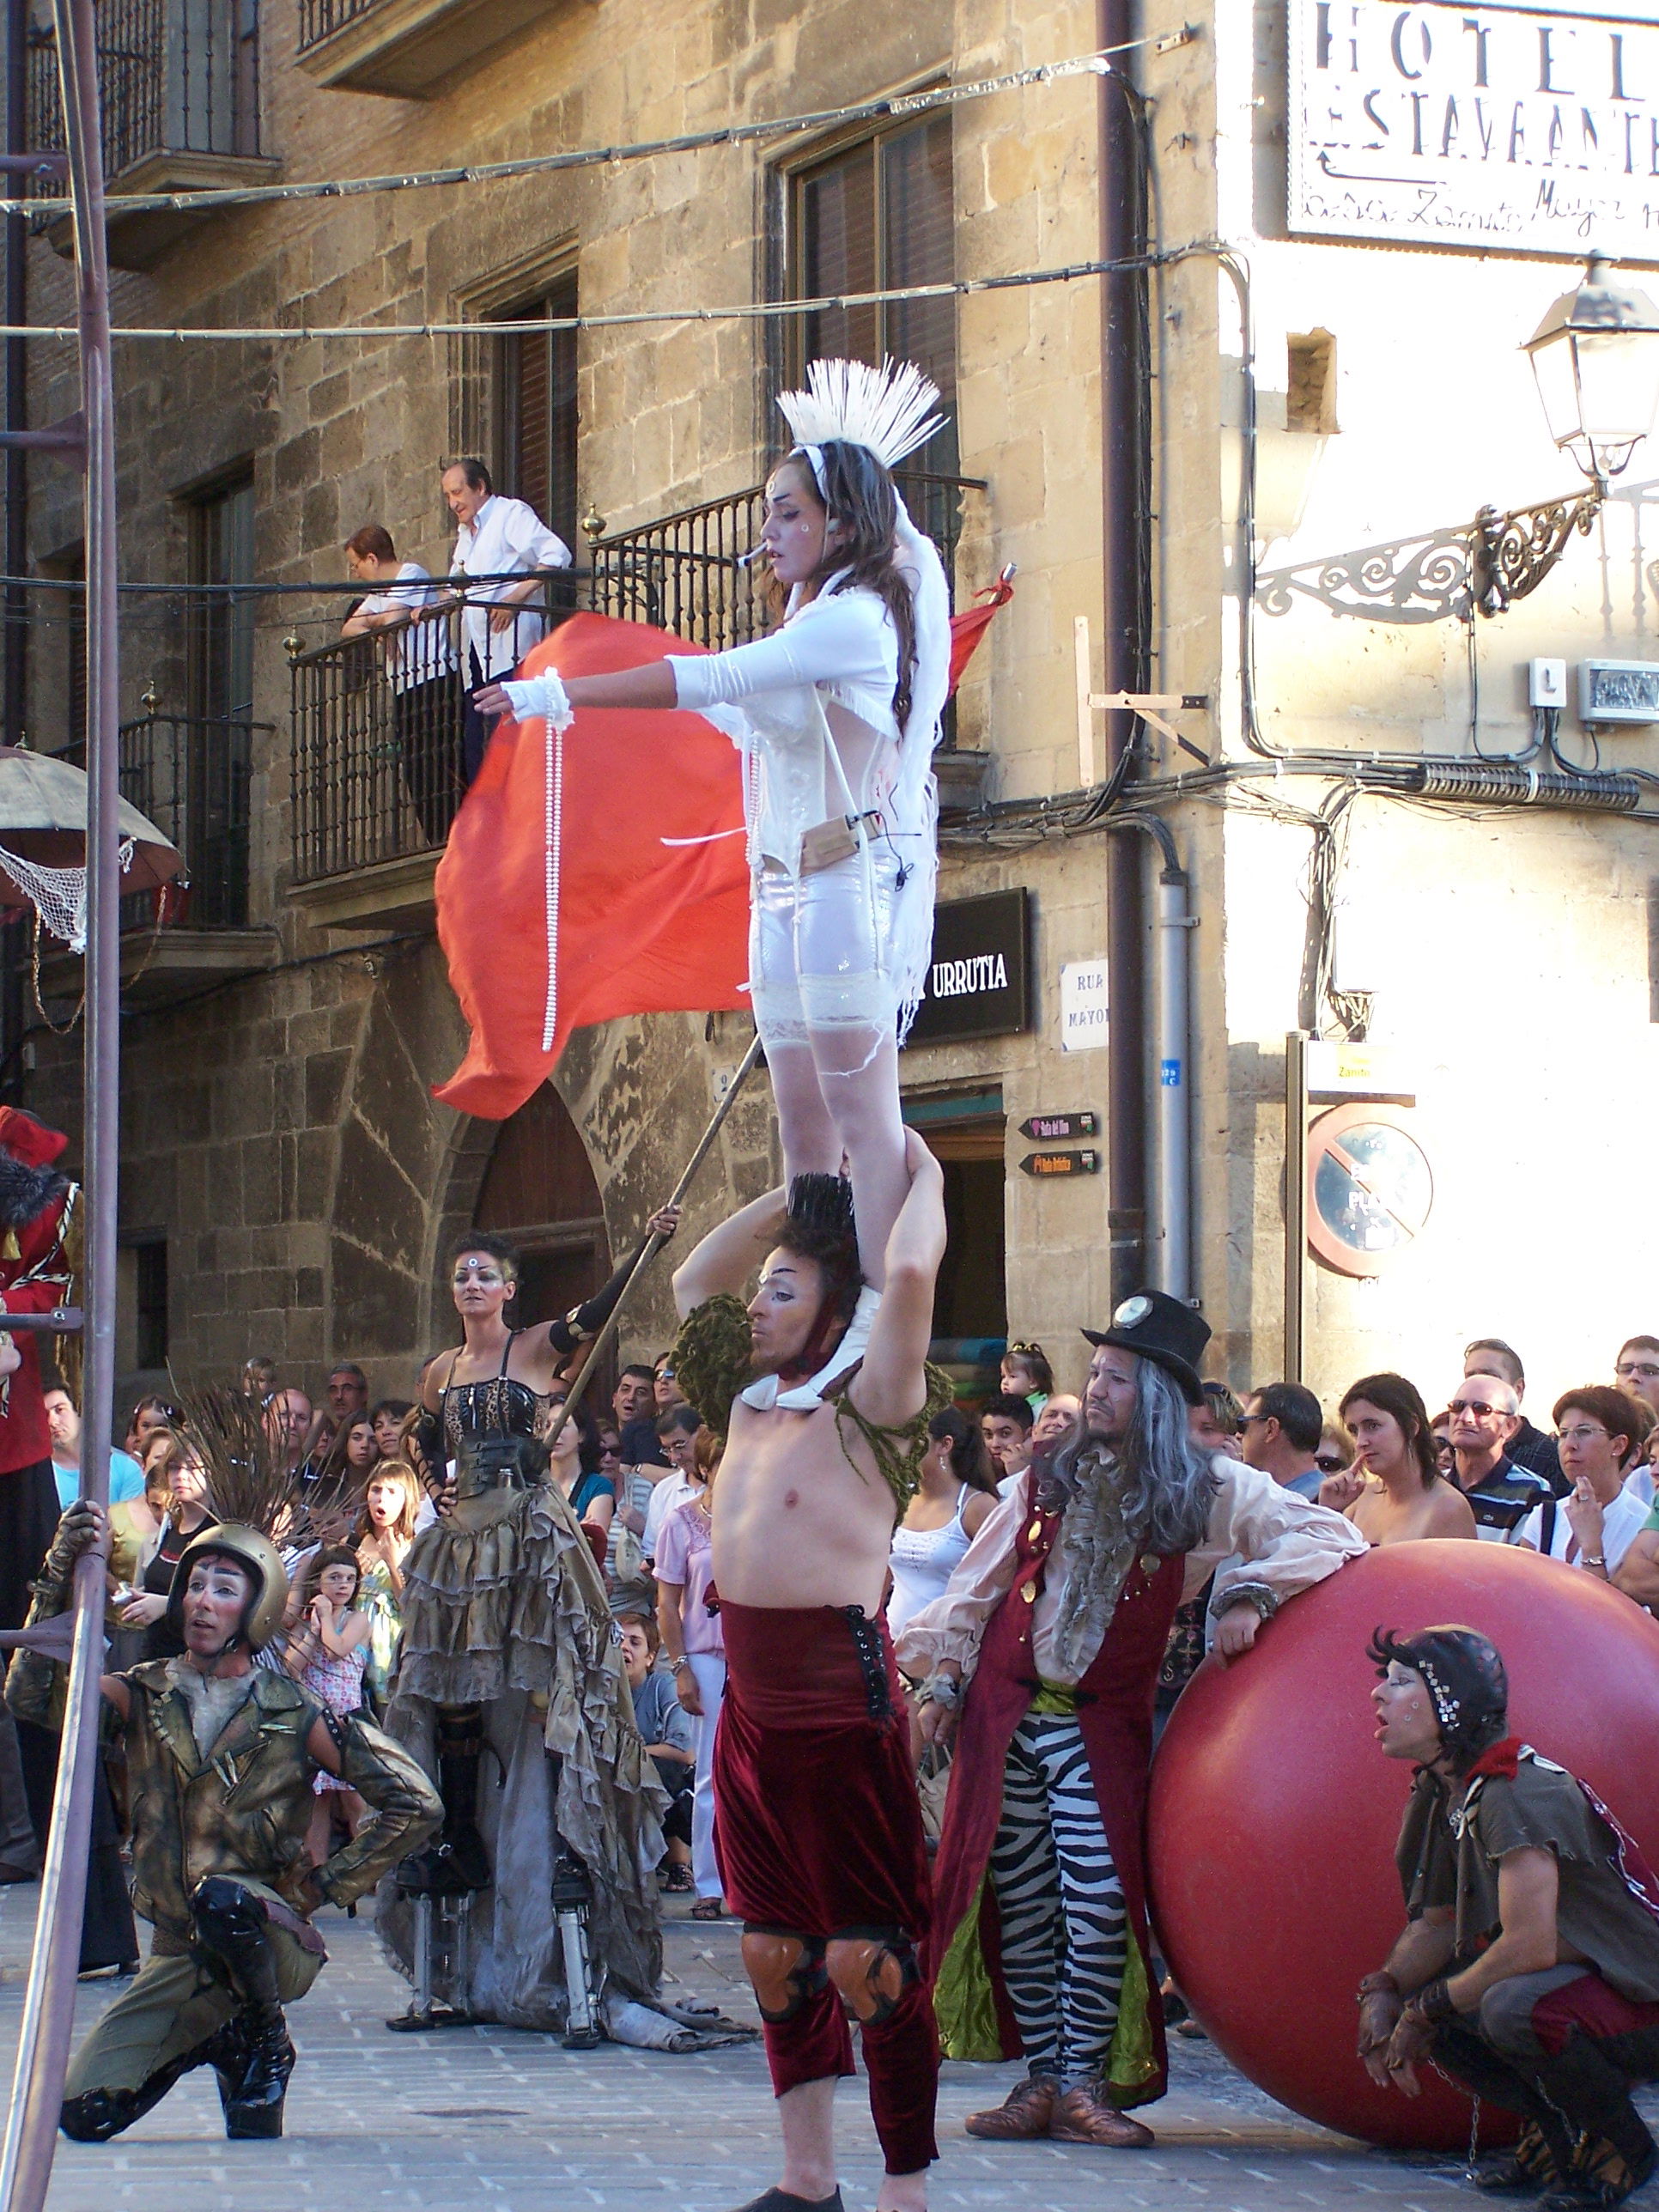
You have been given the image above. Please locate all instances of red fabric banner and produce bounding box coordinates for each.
[434,580,1014,1121]
[434,615,750,1120]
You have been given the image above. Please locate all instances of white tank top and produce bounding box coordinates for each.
[886,1487,975,1642]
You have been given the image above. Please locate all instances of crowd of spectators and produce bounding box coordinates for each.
[9,1314,1659,1949]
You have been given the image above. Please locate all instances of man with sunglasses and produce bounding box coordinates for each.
[1443,1373,1554,1541]
[1237,1382,1325,1500]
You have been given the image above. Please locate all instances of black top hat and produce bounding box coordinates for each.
[1081,1291,1212,1407]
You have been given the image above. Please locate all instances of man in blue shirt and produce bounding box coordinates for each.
[1238,1381,1324,1498]
[45,1383,143,1511]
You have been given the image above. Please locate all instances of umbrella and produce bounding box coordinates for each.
[0,744,181,923]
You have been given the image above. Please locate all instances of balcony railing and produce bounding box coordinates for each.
[294,0,556,97]
[289,472,981,898]
[27,0,271,265]
[297,0,371,45]
[65,710,260,930]
[28,0,260,184]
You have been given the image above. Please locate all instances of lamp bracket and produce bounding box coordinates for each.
[1470,488,1602,617]
[1256,486,1604,627]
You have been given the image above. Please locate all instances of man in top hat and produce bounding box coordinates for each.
[897,1291,1366,2149]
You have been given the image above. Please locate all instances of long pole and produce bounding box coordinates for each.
[1283,1031,1308,1385]
[0,0,116,2196]
[545,1032,762,1446]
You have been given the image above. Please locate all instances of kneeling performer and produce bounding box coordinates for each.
[669,1134,950,2212]
[6,1507,440,2142]
[1364,1626,1659,2209]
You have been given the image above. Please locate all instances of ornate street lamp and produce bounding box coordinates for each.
[1523,254,1659,490]
[1475,253,1659,613]
[1258,254,1659,624]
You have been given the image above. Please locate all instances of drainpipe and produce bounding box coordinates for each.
[1110,816,1193,1303]
[1097,0,1151,1303]
[1154,848,1193,1299]
[0,0,27,1093]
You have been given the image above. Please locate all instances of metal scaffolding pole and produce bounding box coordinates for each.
[0,0,117,2194]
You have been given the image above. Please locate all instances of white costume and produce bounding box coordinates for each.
[502,361,951,1051]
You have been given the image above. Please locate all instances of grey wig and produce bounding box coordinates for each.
[1037,1356,1219,1555]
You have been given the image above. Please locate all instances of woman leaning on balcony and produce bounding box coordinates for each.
[341,524,461,844]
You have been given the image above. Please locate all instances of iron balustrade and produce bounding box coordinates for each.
[64,710,260,927]
[296,0,375,49]
[288,471,981,890]
[27,0,261,188]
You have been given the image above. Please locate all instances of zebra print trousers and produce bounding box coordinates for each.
[988,1711,1129,2089]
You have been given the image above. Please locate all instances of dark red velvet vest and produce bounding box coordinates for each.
[924,1476,1186,2097]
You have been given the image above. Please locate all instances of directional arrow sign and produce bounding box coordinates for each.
[1019,1110,1098,1143]
[1018,1149,1101,1178]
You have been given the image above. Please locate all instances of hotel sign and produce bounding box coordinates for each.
[1289,1,1659,264]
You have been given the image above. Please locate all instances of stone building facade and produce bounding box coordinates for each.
[6,0,1659,1427]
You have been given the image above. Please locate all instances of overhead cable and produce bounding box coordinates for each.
[0,40,1172,219]
[0,246,1180,343]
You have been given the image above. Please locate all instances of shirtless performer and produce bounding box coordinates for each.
[669,1133,949,2212]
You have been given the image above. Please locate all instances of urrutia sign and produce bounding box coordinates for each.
[1289,0,1659,264]
[906,889,1032,1047]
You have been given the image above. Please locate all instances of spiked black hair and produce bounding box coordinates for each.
[770,1173,864,1376]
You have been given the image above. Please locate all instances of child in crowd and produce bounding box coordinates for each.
[999,1340,1053,1415]
[616,1602,696,1891]
[287,1545,373,1865]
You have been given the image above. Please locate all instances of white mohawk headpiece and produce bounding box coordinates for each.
[775,357,945,477]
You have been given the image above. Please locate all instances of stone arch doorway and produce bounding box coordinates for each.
[472,1085,609,1341]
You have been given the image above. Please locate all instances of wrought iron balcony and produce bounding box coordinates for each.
[26,0,277,268]
[287,471,986,927]
[295,0,557,98]
[46,708,279,998]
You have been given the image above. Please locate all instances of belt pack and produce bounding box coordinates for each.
[799,809,883,874]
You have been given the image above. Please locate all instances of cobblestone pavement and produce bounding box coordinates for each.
[0,1881,1652,2211]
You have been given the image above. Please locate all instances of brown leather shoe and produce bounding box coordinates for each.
[963,2074,1060,2139]
[1049,2084,1156,2148]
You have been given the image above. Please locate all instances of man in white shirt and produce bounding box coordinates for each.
[440,459,571,783]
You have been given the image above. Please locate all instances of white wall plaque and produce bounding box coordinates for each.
[1060,960,1109,1053]
[1288,0,1659,264]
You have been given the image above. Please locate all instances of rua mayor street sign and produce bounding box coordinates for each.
[1289,0,1659,264]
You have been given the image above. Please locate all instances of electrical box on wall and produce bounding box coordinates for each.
[1528,658,1567,708]
[1580,660,1659,726]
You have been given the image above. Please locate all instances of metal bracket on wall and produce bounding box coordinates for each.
[0,412,87,470]
[1073,616,1210,778]
[1255,484,1604,627]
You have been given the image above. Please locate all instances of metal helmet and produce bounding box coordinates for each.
[166,1522,289,1653]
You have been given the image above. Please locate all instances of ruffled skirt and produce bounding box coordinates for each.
[395,1486,565,1708]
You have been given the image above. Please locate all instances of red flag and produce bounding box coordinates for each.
[434,615,749,1120]
[434,580,1017,1121]
[948,568,1016,692]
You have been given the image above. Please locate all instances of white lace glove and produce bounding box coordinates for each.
[501,670,574,730]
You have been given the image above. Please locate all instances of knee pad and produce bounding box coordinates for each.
[191,1875,268,1946]
[825,1929,920,2028]
[60,2091,137,2143]
[742,1927,828,2025]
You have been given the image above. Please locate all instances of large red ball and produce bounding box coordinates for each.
[1148,1540,1659,2149]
